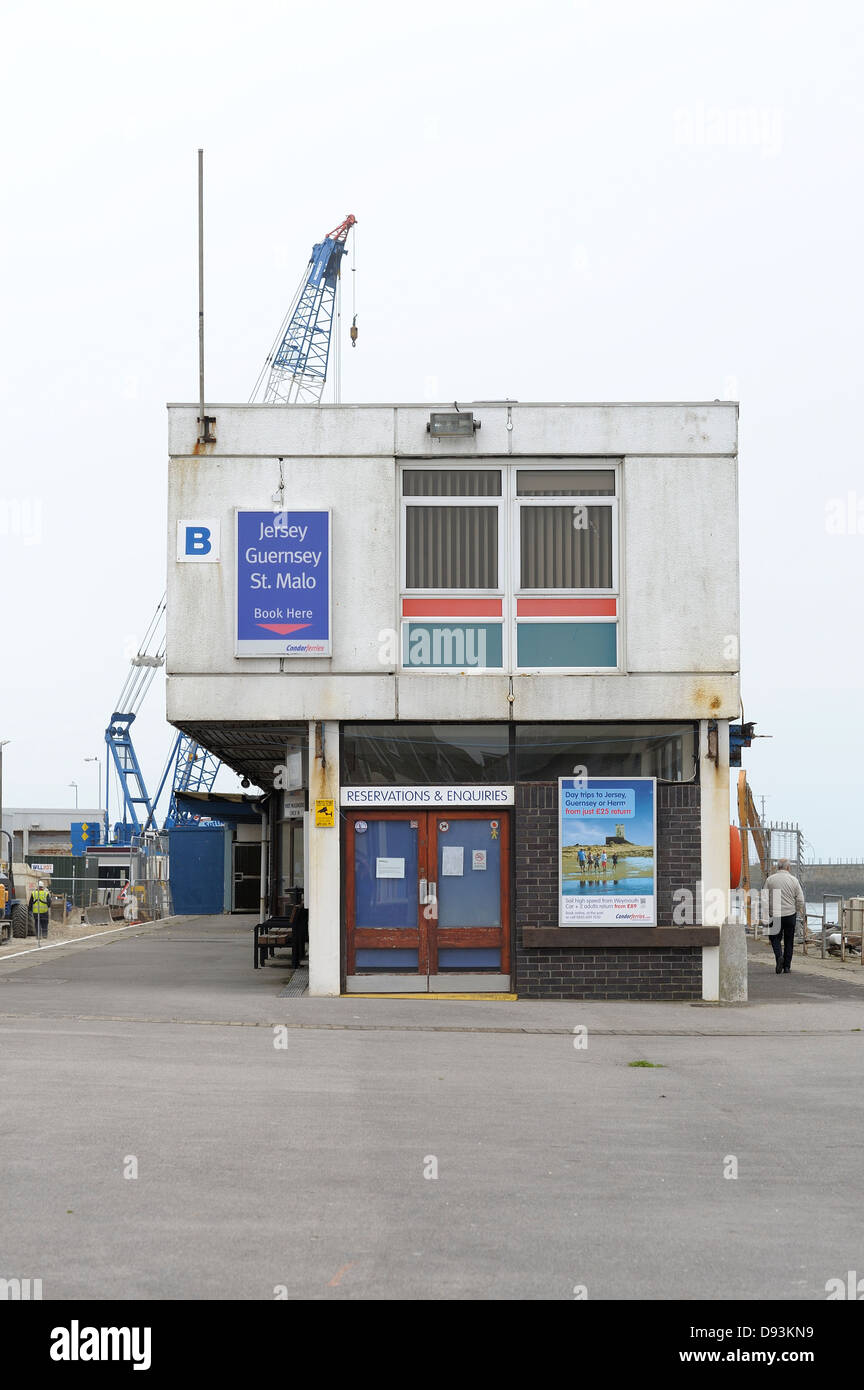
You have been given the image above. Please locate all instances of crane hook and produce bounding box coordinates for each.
[350,314,358,347]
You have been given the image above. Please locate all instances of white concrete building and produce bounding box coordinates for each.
[166,401,739,1000]
[1,807,104,862]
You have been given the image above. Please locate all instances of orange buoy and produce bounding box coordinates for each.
[730,825,743,889]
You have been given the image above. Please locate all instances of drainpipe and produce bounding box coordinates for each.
[307,720,341,996]
[259,804,269,922]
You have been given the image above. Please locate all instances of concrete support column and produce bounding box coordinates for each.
[699,718,731,1001]
[259,811,269,921]
[307,720,341,997]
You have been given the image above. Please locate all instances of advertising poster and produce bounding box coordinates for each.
[559,777,656,925]
[236,509,331,656]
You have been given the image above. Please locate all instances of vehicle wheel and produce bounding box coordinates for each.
[26,911,37,936]
[11,903,28,939]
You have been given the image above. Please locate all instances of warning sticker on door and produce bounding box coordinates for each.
[472,850,487,871]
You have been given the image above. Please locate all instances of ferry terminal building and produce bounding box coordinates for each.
[166,401,738,1000]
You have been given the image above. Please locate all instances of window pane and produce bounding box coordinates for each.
[403,470,502,496]
[355,949,420,969]
[354,820,418,928]
[515,723,697,781]
[437,820,501,926]
[403,623,503,669]
[517,621,617,668]
[517,469,615,495]
[407,505,498,588]
[437,948,502,968]
[342,724,510,785]
[520,506,612,588]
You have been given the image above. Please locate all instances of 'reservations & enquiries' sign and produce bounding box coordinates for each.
[342,786,514,807]
[236,509,331,656]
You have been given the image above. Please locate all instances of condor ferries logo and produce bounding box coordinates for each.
[236,510,331,657]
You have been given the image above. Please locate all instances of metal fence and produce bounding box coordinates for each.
[130,832,172,921]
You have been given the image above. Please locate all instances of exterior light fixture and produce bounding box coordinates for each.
[427,411,480,437]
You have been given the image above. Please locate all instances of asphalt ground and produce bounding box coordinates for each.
[1,915,862,1301]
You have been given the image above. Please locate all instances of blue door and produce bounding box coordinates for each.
[346,811,510,992]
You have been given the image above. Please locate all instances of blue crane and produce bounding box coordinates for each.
[105,595,221,843]
[250,214,357,405]
[106,213,358,841]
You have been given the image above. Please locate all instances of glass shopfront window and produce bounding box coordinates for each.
[515,724,697,782]
[342,723,697,785]
[342,724,510,786]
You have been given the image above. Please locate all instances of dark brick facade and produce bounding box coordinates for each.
[514,781,703,999]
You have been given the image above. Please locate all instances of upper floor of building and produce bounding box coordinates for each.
[166,402,739,724]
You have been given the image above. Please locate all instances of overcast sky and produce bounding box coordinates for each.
[2,0,861,857]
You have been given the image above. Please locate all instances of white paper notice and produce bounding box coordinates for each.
[472,850,487,871]
[376,857,405,879]
[441,845,464,877]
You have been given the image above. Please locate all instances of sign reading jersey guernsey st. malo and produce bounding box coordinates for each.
[236,510,331,656]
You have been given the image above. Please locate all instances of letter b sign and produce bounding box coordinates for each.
[177,519,220,563]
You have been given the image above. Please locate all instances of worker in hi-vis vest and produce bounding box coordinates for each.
[29,881,50,938]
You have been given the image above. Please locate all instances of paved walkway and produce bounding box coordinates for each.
[1,915,861,1299]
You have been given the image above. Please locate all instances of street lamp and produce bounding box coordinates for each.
[84,757,101,809]
[68,781,79,809]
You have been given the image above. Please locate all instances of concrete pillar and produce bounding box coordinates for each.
[701,944,719,1001]
[719,918,748,1002]
[259,811,269,921]
[307,720,341,997]
[699,718,732,1001]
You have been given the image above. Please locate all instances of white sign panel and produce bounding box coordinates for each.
[177,519,221,562]
[31,862,54,874]
[441,845,464,877]
[341,786,514,807]
[376,857,405,879]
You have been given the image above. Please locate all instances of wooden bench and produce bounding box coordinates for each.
[254,907,308,970]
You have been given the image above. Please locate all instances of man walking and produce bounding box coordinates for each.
[764,858,806,974]
[28,880,50,939]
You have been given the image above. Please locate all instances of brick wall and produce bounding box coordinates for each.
[513,781,703,999]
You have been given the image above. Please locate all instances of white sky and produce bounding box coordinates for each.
[1,0,861,856]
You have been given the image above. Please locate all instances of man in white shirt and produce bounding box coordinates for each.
[764,859,806,975]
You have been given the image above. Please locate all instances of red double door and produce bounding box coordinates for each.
[345,810,510,991]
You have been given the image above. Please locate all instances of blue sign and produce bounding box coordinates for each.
[236,510,331,657]
[558,777,656,925]
[186,526,212,555]
[71,820,101,855]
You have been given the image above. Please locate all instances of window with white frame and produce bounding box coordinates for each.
[400,462,619,671]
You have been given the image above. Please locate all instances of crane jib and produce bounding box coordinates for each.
[309,236,347,289]
[254,211,356,406]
